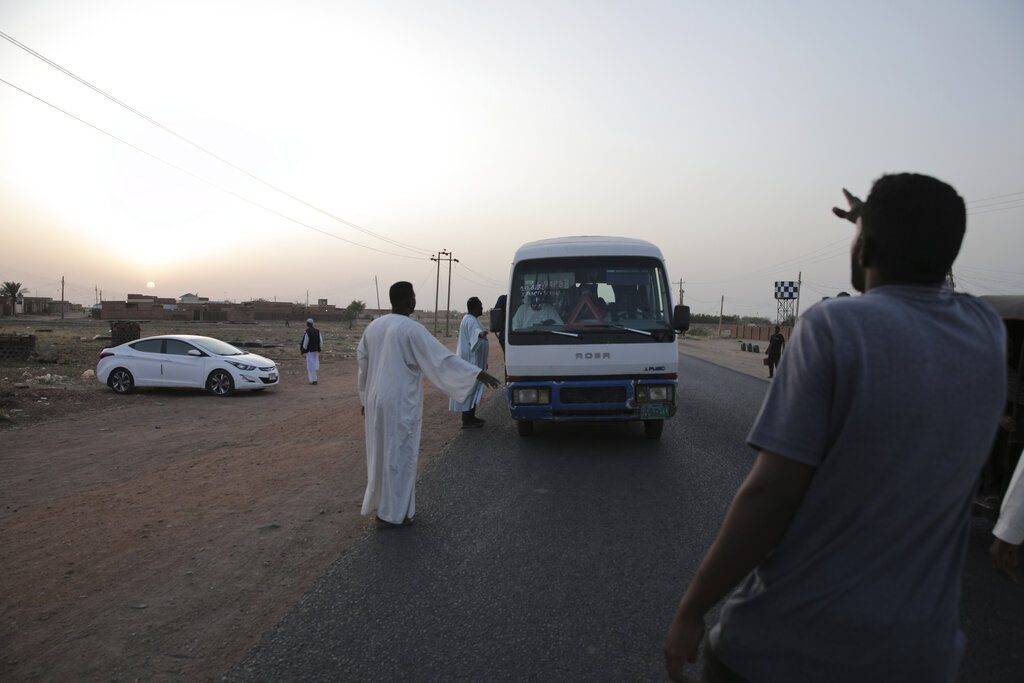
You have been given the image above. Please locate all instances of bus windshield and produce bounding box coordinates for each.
[509,256,672,335]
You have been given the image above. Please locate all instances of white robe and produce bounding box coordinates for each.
[995,452,1024,545]
[449,314,489,412]
[511,303,563,329]
[357,314,482,523]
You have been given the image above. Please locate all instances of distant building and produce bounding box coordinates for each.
[178,293,210,304]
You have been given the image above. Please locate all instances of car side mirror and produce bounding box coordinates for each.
[188,349,203,356]
[672,305,690,332]
[490,307,505,334]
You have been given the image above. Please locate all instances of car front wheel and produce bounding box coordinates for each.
[108,368,134,394]
[207,369,235,397]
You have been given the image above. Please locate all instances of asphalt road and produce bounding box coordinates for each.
[229,355,1023,682]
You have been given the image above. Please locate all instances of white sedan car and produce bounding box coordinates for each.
[97,334,279,396]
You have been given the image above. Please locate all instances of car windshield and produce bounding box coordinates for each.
[191,337,244,356]
[509,256,671,334]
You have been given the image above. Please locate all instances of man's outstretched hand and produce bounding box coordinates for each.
[832,188,864,223]
[478,371,501,388]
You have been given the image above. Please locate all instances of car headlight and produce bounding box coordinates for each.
[513,387,550,404]
[226,360,257,371]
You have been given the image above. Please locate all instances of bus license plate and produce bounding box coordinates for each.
[641,404,669,419]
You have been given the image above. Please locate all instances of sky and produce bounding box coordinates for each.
[1,0,1022,317]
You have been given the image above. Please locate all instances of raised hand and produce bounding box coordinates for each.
[832,188,864,223]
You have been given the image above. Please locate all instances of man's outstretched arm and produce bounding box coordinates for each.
[664,451,815,681]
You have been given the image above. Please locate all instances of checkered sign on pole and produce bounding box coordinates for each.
[775,281,799,300]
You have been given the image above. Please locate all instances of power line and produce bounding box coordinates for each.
[968,202,1024,216]
[686,237,849,286]
[0,76,425,261]
[457,262,503,287]
[0,29,433,257]
[967,190,1024,205]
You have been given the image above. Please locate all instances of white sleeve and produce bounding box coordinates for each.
[408,323,481,402]
[356,332,369,405]
[994,454,1024,545]
[467,316,485,351]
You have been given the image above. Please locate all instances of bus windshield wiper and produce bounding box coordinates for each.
[521,328,580,338]
[608,324,653,337]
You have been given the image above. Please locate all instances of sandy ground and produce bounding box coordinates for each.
[0,320,754,681]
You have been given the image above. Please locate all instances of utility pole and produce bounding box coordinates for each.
[61,276,65,319]
[718,295,724,338]
[431,251,443,334]
[375,275,382,315]
[430,250,458,335]
[446,252,459,336]
[675,279,685,305]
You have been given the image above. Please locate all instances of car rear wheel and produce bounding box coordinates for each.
[516,419,534,436]
[643,419,664,440]
[207,369,235,396]
[108,368,134,394]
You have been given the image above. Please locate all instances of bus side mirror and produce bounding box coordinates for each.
[672,305,690,332]
[490,307,505,333]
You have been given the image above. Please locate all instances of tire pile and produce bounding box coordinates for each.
[109,321,141,346]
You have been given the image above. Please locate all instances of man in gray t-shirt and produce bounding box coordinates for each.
[665,173,1006,682]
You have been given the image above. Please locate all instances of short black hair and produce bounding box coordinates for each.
[389,281,414,307]
[861,173,965,284]
[466,296,481,310]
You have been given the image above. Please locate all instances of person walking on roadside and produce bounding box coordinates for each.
[764,326,786,378]
[664,173,1006,682]
[358,282,501,528]
[300,318,323,385]
[450,297,490,428]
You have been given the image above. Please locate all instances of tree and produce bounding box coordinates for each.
[1,282,27,317]
[343,300,367,329]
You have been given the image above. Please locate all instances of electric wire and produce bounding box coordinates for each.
[685,237,850,286]
[967,191,1024,205]
[968,202,1024,216]
[0,76,426,261]
[0,30,433,257]
[456,262,504,287]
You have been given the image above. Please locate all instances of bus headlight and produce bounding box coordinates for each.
[638,385,673,402]
[513,387,551,404]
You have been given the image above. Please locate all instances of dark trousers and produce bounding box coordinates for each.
[704,644,748,683]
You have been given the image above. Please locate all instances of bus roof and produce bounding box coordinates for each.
[512,236,665,262]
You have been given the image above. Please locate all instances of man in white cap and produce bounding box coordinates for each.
[300,318,323,385]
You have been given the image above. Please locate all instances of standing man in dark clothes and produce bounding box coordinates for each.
[300,318,323,385]
[764,326,786,378]
[664,173,1006,682]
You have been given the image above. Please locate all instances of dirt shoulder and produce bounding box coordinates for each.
[678,335,775,381]
[0,319,753,681]
[0,317,495,681]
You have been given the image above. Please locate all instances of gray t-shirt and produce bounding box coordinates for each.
[710,286,1005,682]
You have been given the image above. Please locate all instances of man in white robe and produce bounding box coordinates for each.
[511,294,563,330]
[449,296,490,428]
[358,282,500,527]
